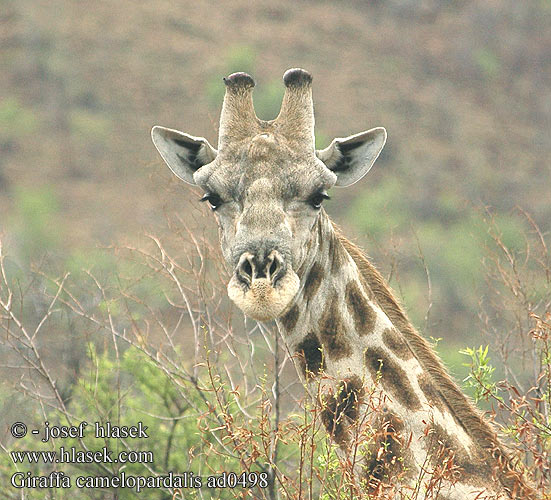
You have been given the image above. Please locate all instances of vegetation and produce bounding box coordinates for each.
[1,208,550,498]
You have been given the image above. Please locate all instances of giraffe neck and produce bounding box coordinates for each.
[276,211,522,498]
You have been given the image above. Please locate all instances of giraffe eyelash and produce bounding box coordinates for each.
[200,192,223,210]
[308,190,331,209]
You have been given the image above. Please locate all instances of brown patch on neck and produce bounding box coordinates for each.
[295,332,325,380]
[364,410,415,494]
[321,393,348,447]
[318,292,353,361]
[280,304,299,331]
[303,262,324,304]
[320,376,365,448]
[425,421,495,487]
[337,376,364,420]
[428,422,471,468]
[364,347,421,410]
[382,328,413,361]
[345,281,376,336]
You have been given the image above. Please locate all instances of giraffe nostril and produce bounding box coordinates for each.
[236,254,254,285]
[242,260,253,279]
[236,251,286,287]
[268,252,285,286]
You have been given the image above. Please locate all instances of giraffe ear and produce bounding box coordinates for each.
[316,127,387,187]
[151,126,217,185]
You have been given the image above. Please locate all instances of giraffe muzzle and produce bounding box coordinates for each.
[227,249,300,321]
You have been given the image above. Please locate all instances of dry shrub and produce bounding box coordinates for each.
[1,207,550,499]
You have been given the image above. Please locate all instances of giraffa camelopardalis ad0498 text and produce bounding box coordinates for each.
[151,69,535,499]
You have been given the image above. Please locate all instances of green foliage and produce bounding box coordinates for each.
[69,109,112,141]
[206,45,257,108]
[435,343,469,379]
[350,187,529,355]
[485,213,526,254]
[65,249,118,279]
[205,44,284,120]
[0,97,38,143]
[459,345,500,403]
[315,132,330,149]
[11,186,62,260]
[252,79,284,120]
[67,246,185,320]
[222,45,257,76]
[1,344,246,499]
[349,177,409,238]
[2,332,366,498]
[417,217,485,292]
[317,442,349,500]
[474,48,501,79]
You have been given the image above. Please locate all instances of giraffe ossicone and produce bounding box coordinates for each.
[152,68,534,499]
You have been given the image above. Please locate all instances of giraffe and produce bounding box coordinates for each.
[151,69,534,499]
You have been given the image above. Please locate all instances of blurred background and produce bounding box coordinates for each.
[2,0,549,372]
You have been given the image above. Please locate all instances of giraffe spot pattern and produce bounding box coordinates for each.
[303,262,324,303]
[295,332,325,380]
[280,304,299,331]
[429,422,469,464]
[319,294,353,360]
[345,281,376,336]
[364,347,421,410]
[321,393,348,447]
[426,422,492,486]
[336,375,365,421]
[382,328,413,361]
[320,376,364,448]
[364,410,415,493]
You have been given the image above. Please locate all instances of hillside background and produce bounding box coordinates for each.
[1,0,550,410]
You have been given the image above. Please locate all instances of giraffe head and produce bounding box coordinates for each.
[152,69,386,321]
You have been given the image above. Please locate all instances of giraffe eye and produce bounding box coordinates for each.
[200,192,223,211]
[308,191,330,209]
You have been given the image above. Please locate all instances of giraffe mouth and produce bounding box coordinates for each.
[227,265,300,321]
